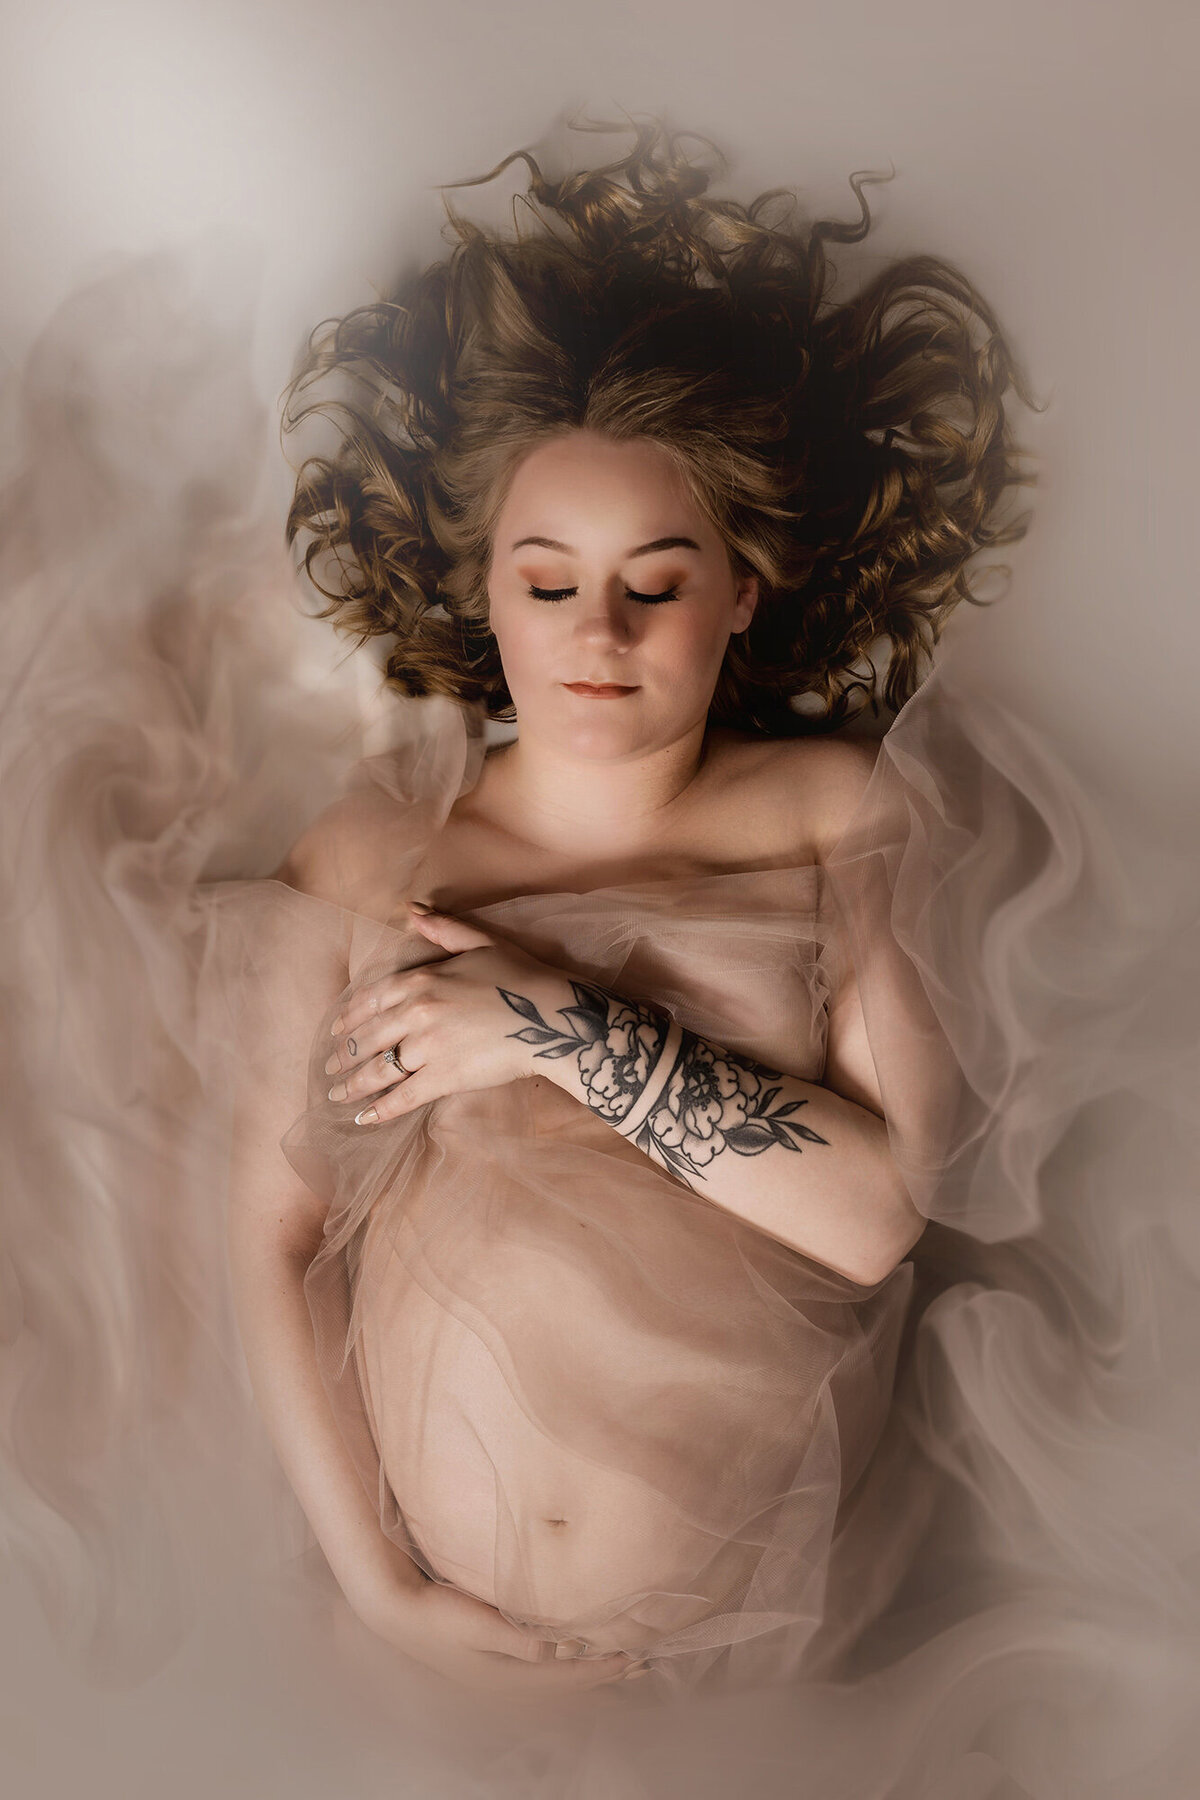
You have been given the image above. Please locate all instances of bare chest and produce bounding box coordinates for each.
[394,739,823,921]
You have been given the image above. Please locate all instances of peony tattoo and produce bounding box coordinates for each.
[498,979,829,1181]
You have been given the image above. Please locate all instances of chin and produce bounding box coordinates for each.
[520,694,648,753]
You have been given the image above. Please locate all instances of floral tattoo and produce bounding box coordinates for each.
[498,979,829,1182]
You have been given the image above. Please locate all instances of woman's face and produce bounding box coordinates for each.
[485,430,758,759]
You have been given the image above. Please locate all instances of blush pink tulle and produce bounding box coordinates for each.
[1,243,1197,1796]
[223,717,916,1686]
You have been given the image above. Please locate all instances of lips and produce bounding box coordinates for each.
[563,681,639,697]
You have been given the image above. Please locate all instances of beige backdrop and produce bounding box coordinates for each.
[1,1,1196,1796]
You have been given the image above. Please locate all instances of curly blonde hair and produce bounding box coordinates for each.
[282,115,1038,733]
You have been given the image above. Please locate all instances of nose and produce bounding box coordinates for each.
[572,580,638,653]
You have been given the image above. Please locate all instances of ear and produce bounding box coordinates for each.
[732,574,759,635]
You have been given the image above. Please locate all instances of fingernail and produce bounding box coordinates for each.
[328,1082,347,1102]
[622,1663,651,1680]
[354,1107,378,1125]
[330,1016,344,1036]
[323,1055,339,1075]
[408,899,434,913]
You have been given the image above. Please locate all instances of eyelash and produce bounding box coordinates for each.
[527,585,681,605]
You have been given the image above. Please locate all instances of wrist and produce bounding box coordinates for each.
[340,1539,425,1627]
[613,1016,683,1138]
[498,967,677,1126]
[497,964,584,1082]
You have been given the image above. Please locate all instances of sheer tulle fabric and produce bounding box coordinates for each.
[3,247,1198,1792]
[205,709,919,1685]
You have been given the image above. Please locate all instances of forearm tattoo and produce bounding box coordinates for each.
[498,979,829,1182]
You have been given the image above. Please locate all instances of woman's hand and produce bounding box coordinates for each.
[351,1569,639,1698]
[323,903,570,1126]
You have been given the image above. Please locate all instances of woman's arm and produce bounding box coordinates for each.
[227,1144,633,1689]
[227,825,637,1689]
[500,973,922,1286]
[226,818,424,1615]
[498,738,923,1284]
[227,1215,425,1616]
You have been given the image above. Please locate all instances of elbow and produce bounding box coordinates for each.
[773,1138,927,1287]
[852,1232,923,1288]
[826,1147,926,1286]
[793,1211,924,1289]
[852,1183,926,1287]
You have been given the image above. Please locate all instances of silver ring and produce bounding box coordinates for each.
[382,1043,409,1076]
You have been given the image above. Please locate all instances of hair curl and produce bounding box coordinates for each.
[281,113,1039,734]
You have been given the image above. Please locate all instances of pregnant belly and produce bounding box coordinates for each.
[353,1209,761,1657]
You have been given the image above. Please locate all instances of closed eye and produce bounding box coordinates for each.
[528,585,681,605]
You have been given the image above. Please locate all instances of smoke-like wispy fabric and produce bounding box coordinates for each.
[0,245,1197,1797]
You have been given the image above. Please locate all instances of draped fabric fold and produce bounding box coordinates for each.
[203,705,916,1689]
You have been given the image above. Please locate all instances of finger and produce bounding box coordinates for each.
[328,966,443,1067]
[353,1066,435,1125]
[326,1011,410,1075]
[475,1651,634,1698]
[329,964,443,1040]
[328,1045,414,1107]
[471,1616,633,1686]
[517,1653,635,1694]
[330,981,410,1044]
[408,908,496,954]
[449,1599,637,1694]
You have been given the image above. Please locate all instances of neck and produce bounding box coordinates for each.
[487,718,712,857]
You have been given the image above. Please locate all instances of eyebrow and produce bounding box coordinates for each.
[509,535,703,558]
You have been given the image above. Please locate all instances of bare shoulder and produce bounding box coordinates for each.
[784,733,884,862]
[269,788,398,918]
[707,728,884,866]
